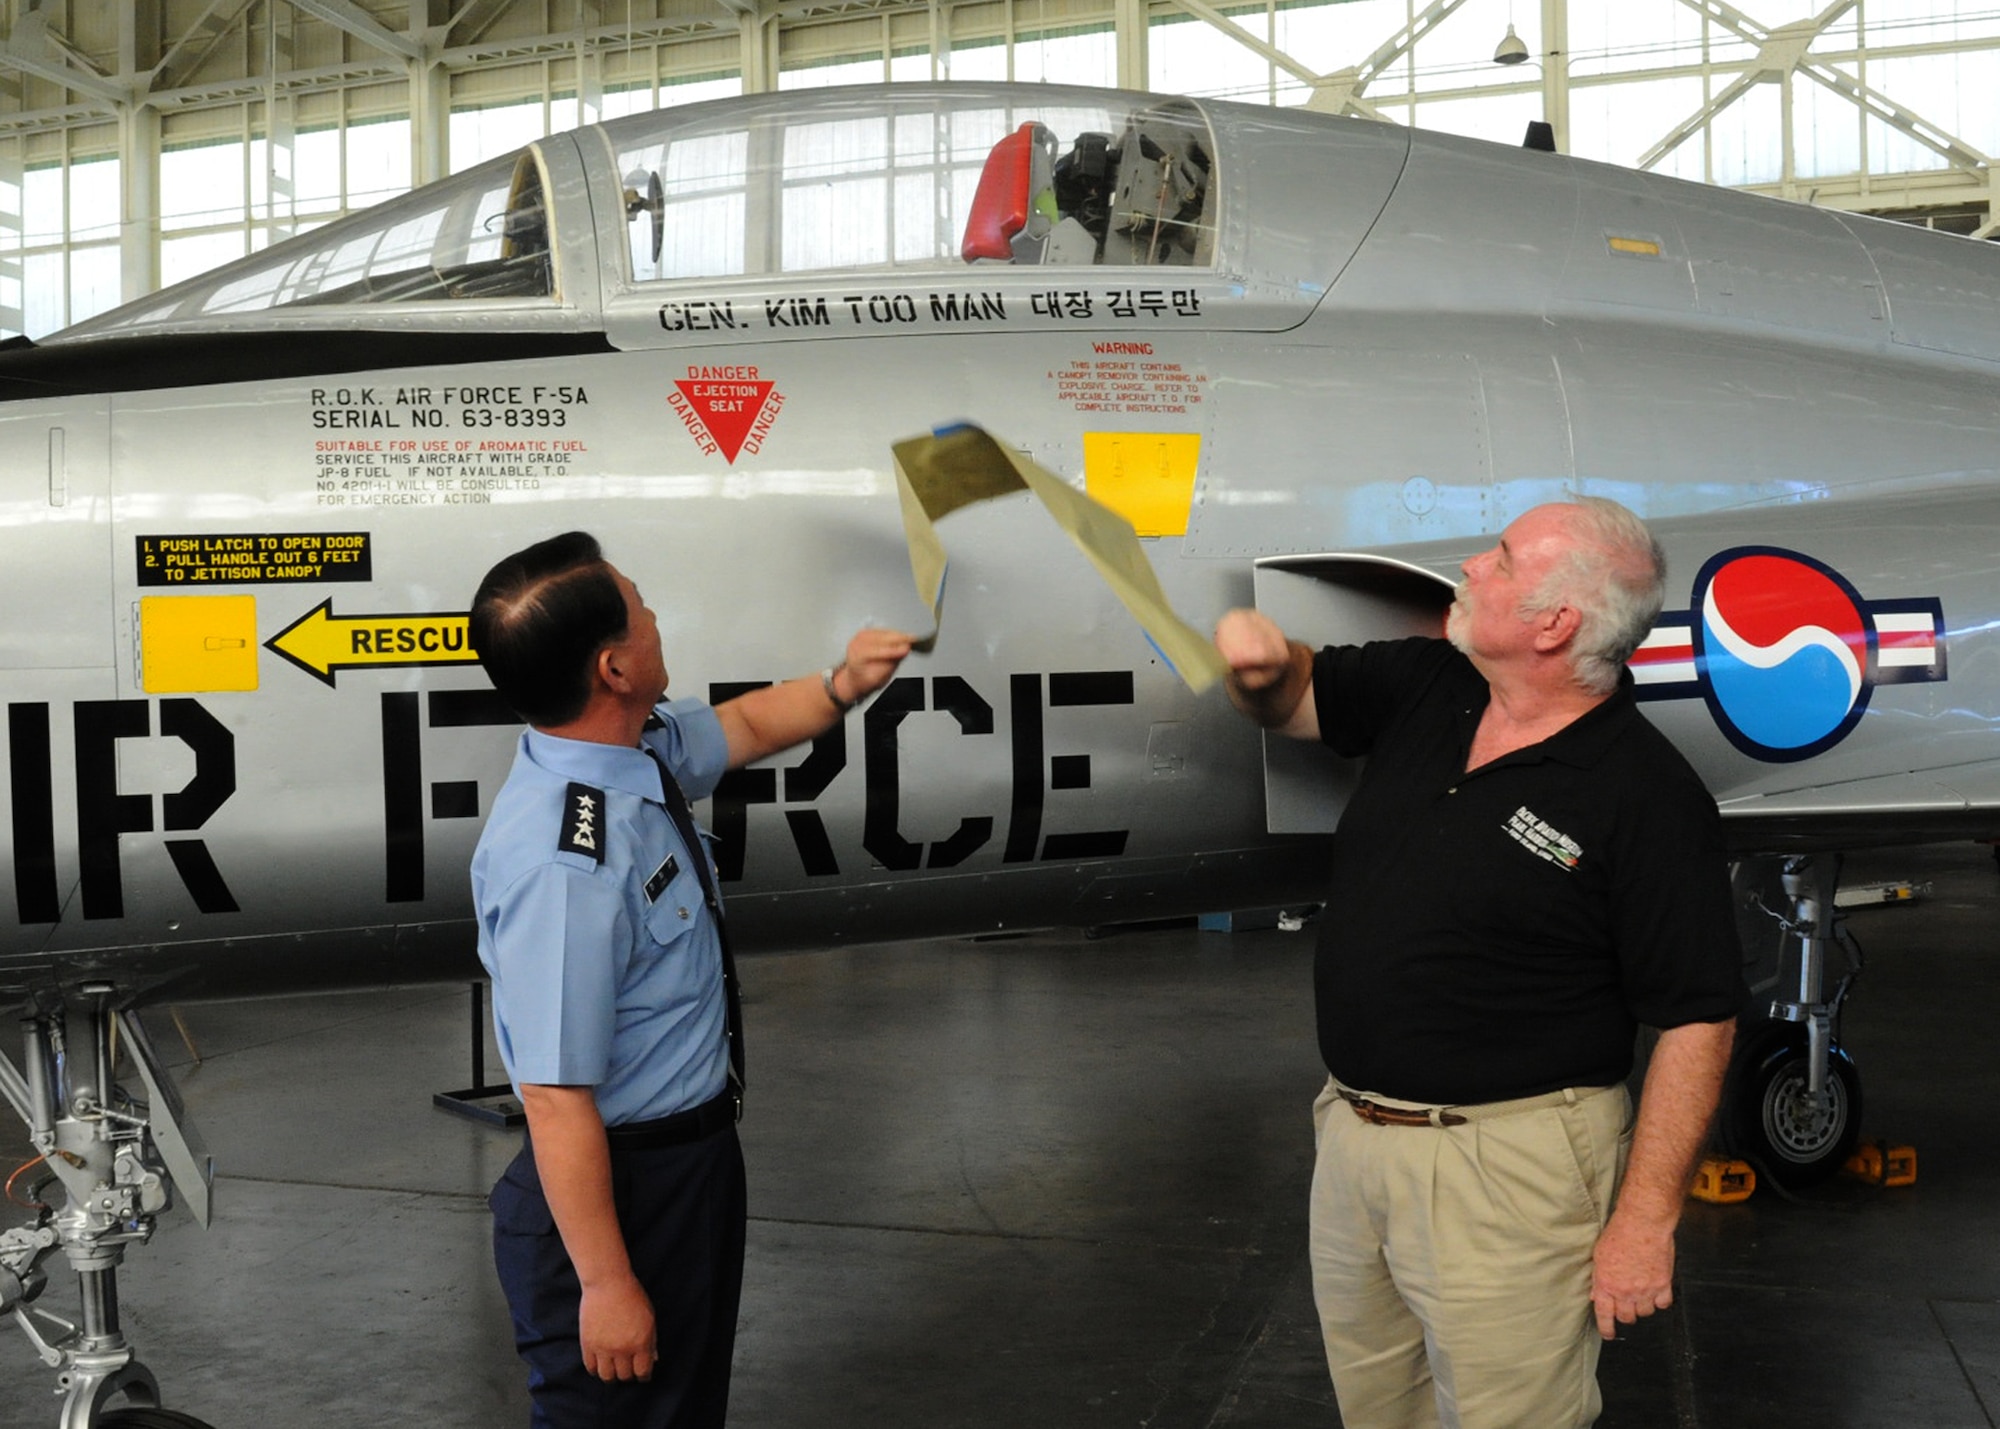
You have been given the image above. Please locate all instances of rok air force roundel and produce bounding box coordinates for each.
[1628,547,1946,762]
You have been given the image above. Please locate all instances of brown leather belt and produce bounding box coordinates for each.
[1333,1081,1612,1129]
[1339,1091,1467,1128]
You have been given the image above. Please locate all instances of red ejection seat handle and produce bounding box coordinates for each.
[961,122,1040,262]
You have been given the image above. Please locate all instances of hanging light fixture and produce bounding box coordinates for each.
[1494,23,1530,65]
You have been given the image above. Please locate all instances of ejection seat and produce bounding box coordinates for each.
[961,122,1098,265]
[962,116,1213,268]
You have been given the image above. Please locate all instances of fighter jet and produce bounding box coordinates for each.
[5,79,1999,1428]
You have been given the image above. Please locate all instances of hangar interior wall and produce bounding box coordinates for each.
[0,0,1995,337]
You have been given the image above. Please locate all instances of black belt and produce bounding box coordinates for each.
[605,1088,739,1149]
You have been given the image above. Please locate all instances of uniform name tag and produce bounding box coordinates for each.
[644,854,679,904]
[558,782,607,864]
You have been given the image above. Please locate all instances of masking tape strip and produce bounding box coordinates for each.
[890,423,1227,694]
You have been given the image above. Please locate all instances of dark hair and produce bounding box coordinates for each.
[468,531,627,726]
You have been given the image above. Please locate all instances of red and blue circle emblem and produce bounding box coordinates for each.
[1692,548,1875,761]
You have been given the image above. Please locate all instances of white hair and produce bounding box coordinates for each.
[1517,496,1666,696]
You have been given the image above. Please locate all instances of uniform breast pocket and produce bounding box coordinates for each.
[641,851,707,951]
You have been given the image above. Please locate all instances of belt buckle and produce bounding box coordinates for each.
[1347,1095,1403,1126]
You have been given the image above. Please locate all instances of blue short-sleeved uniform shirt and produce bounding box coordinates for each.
[471,698,731,1127]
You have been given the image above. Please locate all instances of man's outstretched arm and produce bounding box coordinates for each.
[714,627,915,769]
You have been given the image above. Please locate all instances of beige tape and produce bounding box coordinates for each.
[890,424,1227,693]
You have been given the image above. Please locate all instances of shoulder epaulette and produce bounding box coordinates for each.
[557,782,607,864]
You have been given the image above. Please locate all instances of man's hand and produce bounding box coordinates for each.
[834,627,917,704]
[1215,609,1292,690]
[581,1272,658,1381]
[1590,1208,1676,1339]
[1214,609,1317,737]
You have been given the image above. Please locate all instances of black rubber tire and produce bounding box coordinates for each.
[1719,1022,1863,1189]
[99,1407,218,1429]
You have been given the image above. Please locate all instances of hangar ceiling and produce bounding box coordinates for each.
[0,0,1994,335]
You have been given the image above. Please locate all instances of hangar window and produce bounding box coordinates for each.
[611,90,1216,284]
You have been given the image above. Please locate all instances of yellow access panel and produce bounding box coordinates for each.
[140,595,259,693]
[1083,433,1201,538]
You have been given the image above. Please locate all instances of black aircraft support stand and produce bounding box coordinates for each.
[432,981,525,1128]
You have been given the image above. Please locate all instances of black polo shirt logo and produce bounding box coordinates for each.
[1505,805,1581,872]
[559,783,606,864]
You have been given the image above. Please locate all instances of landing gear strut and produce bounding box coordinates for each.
[1722,855,1864,1187]
[2,988,216,1429]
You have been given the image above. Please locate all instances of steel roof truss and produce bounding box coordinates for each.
[150,0,261,94]
[284,0,423,62]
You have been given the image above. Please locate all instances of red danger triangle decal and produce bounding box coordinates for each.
[673,377,778,463]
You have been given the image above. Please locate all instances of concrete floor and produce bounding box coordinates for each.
[3,840,1999,1429]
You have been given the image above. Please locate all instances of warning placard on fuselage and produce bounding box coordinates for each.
[137,533,373,586]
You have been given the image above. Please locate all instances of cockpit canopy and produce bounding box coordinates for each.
[611,95,1214,282]
[73,146,556,331]
[54,86,1219,341]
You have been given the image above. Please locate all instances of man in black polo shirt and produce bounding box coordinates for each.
[1215,497,1739,1429]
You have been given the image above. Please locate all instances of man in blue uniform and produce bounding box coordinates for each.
[469,531,913,1429]
[1214,498,1741,1429]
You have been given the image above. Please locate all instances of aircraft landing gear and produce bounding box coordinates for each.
[2,989,217,1429]
[1721,855,1864,1187]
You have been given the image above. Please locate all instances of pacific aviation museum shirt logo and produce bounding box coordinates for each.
[1628,547,1946,762]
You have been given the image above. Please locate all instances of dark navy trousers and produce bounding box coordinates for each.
[491,1127,747,1429]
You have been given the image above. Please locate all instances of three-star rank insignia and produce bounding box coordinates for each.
[558,782,607,863]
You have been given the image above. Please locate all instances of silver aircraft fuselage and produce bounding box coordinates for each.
[4,81,1999,1009]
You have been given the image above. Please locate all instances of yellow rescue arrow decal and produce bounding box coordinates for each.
[265,599,478,686]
